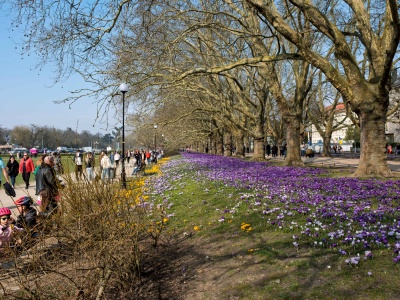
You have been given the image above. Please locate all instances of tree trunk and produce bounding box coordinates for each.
[223,131,232,156]
[284,117,304,166]
[211,140,217,154]
[353,106,392,177]
[235,134,245,158]
[251,138,265,161]
[321,135,332,157]
[216,130,224,155]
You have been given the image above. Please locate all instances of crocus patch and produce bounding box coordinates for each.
[150,152,400,263]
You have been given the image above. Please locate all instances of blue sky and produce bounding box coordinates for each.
[0,12,116,135]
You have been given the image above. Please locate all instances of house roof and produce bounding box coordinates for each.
[325,102,346,112]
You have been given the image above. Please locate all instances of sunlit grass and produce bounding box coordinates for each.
[148,153,400,299]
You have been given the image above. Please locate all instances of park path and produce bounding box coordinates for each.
[0,162,138,218]
[2,156,400,217]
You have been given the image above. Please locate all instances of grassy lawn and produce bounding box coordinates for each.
[147,154,400,299]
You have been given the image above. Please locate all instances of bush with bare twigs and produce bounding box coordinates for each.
[0,164,169,299]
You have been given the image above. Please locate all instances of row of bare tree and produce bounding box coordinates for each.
[0,125,115,151]
[2,0,399,177]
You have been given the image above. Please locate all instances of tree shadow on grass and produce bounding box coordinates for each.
[154,233,400,300]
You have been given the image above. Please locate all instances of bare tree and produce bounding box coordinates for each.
[245,0,400,176]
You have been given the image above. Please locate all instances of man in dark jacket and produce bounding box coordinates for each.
[39,156,59,214]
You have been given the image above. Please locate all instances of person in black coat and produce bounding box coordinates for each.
[39,155,59,214]
[265,144,271,157]
[6,156,19,188]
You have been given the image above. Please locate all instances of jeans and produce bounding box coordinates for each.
[101,168,109,182]
[86,167,94,181]
[10,175,16,187]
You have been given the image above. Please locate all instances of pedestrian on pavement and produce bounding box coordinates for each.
[38,155,59,214]
[100,152,112,183]
[34,154,47,196]
[266,144,271,157]
[126,149,131,164]
[110,151,115,165]
[52,152,64,179]
[85,152,95,181]
[0,157,11,188]
[19,152,35,190]
[6,156,19,188]
[271,144,278,157]
[280,144,286,157]
[73,149,84,181]
[99,151,105,174]
[114,151,121,168]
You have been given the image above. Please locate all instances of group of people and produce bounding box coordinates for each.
[0,196,38,249]
[265,144,286,157]
[66,148,165,183]
[332,144,343,154]
[0,146,166,250]
[131,149,163,175]
[0,151,66,251]
[386,144,400,155]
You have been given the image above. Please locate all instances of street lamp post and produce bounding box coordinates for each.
[119,83,129,189]
[154,124,158,150]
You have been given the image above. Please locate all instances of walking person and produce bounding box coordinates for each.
[19,152,35,190]
[100,152,112,183]
[34,154,46,196]
[279,144,286,157]
[99,151,105,174]
[85,152,95,181]
[266,144,271,157]
[114,151,121,168]
[6,156,19,188]
[52,152,64,179]
[38,156,59,214]
[271,144,278,157]
[73,149,83,181]
[0,157,11,187]
[126,150,131,164]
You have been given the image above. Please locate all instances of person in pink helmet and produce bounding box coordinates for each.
[13,196,37,230]
[0,207,21,248]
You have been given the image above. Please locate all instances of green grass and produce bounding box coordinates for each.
[150,157,400,300]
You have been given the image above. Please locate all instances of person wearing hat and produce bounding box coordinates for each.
[0,207,21,248]
[13,196,37,230]
[0,156,10,188]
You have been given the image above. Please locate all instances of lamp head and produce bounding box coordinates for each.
[119,83,129,93]
[154,124,158,129]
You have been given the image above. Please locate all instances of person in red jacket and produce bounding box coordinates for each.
[19,152,35,190]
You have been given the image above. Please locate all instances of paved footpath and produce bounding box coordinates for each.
[269,155,400,172]
[1,157,400,217]
[0,163,138,218]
